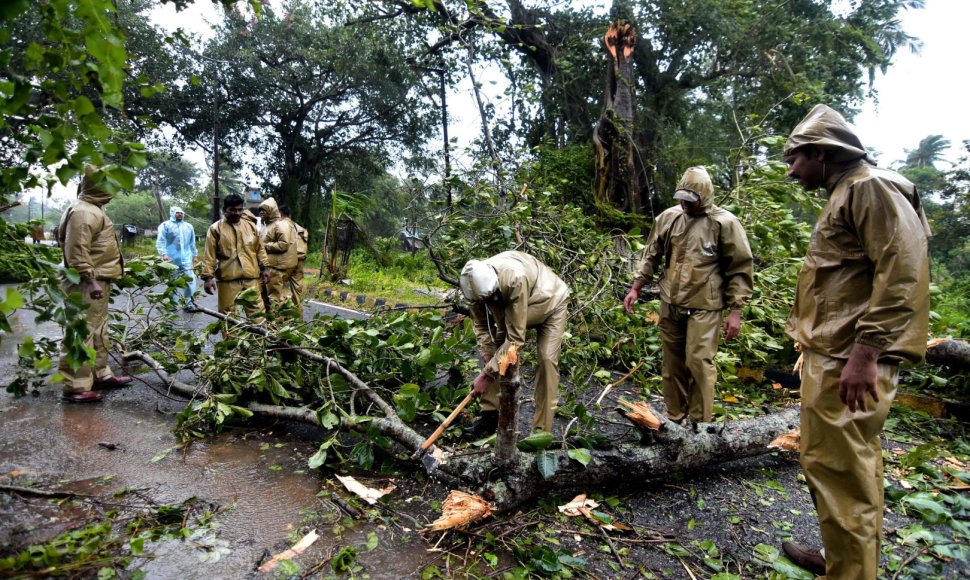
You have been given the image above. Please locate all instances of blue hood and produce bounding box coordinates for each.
[169,206,184,222]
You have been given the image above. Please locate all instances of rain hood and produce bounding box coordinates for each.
[674,166,714,212]
[259,198,281,223]
[784,104,875,164]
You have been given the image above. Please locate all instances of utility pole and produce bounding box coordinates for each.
[211,63,221,223]
[410,61,451,208]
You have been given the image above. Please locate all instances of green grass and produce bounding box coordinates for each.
[304,248,451,308]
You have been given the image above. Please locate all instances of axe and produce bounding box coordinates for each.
[412,391,476,473]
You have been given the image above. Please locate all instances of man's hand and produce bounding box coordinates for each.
[472,371,493,396]
[840,343,881,412]
[203,277,216,295]
[260,268,270,285]
[84,278,104,300]
[483,354,492,366]
[723,309,742,341]
[162,254,170,261]
[623,285,642,314]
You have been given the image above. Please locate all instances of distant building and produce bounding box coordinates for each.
[244,189,263,212]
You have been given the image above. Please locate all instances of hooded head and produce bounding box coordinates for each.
[784,104,875,165]
[77,165,113,207]
[169,206,184,222]
[459,260,499,303]
[259,197,280,223]
[673,166,714,214]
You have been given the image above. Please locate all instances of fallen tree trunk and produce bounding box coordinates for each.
[127,308,803,513]
[926,338,970,370]
[447,407,801,512]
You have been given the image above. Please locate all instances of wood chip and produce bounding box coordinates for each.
[768,429,800,452]
[335,475,396,505]
[426,490,493,531]
[618,400,662,430]
[257,529,319,572]
[498,346,518,376]
[558,494,600,517]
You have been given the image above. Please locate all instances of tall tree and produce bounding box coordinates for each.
[160,1,435,228]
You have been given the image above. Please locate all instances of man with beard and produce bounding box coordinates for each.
[201,194,270,317]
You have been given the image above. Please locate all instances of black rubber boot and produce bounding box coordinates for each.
[465,410,498,438]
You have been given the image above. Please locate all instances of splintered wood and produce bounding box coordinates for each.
[257,529,319,572]
[618,400,662,430]
[335,475,396,505]
[426,490,493,531]
[498,345,518,376]
[769,429,800,452]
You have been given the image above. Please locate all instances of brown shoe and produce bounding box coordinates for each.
[93,376,132,389]
[782,541,826,576]
[62,391,103,403]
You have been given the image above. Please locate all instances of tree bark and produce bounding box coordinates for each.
[593,22,638,213]
[926,339,970,370]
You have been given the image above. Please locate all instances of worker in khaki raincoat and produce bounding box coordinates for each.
[623,166,753,423]
[280,205,308,317]
[781,104,931,579]
[461,251,570,436]
[56,166,133,403]
[259,197,298,310]
[201,194,270,317]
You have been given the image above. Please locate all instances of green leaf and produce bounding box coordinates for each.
[130,537,144,554]
[567,448,591,466]
[366,531,379,551]
[0,287,24,315]
[536,450,558,479]
[517,431,553,451]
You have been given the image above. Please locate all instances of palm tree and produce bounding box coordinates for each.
[904,135,951,169]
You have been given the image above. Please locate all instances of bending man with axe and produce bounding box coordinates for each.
[461,251,570,437]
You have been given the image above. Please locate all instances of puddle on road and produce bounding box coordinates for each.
[0,386,434,578]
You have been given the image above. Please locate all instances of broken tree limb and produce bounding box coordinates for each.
[448,406,801,513]
[926,338,970,370]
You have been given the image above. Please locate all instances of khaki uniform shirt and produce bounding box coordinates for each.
[58,188,124,281]
[201,218,268,281]
[785,163,931,364]
[469,251,570,379]
[260,198,298,270]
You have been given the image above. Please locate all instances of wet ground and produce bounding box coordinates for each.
[1,285,966,578]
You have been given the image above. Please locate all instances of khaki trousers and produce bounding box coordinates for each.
[264,267,293,309]
[800,349,898,580]
[657,302,721,422]
[58,280,115,394]
[481,302,567,433]
[287,260,304,316]
[216,278,264,317]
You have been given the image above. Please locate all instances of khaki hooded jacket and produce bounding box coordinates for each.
[469,251,570,380]
[260,198,298,270]
[58,172,124,281]
[290,220,308,261]
[784,104,931,364]
[633,167,753,311]
[201,215,269,282]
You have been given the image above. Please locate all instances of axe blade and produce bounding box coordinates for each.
[420,447,440,474]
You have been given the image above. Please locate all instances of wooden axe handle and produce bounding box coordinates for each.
[418,391,476,452]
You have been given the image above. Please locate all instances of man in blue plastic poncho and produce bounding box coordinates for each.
[156,206,198,311]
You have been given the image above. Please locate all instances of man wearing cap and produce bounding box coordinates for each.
[155,205,198,311]
[623,166,753,424]
[201,194,271,317]
[460,251,570,436]
[780,104,931,579]
[56,166,133,403]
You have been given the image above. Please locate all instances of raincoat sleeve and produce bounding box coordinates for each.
[718,218,754,310]
[200,223,219,279]
[469,303,498,358]
[155,222,169,256]
[632,219,666,287]
[63,209,97,280]
[849,182,928,351]
[189,224,198,259]
[483,275,528,379]
[256,233,269,269]
[264,225,292,254]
